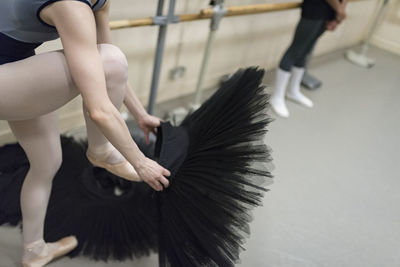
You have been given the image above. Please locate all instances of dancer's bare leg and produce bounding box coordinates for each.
[0,44,127,120]
[0,44,129,261]
[83,45,128,164]
[8,112,63,262]
[0,43,129,162]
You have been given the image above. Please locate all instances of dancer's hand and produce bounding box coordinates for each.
[138,114,162,144]
[336,5,346,23]
[136,157,170,191]
[326,20,338,31]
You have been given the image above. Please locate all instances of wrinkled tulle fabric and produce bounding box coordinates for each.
[157,67,273,267]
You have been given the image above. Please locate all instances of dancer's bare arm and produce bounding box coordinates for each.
[40,1,169,190]
[94,2,162,144]
[123,85,162,144]
[94,0,112,44]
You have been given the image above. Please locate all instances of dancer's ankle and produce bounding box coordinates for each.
[87,142,125,165]
[23,239,47,261]
[87,142,113,155]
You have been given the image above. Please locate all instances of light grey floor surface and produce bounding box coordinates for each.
[1,46,399,267]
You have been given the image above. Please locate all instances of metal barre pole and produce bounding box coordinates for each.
[147,0,177,114]
[193,1,226,108]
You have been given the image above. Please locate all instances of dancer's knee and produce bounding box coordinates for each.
[28,150,62,180]
[99,44,129,88]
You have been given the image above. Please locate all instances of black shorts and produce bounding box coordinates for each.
[0,32,42,65]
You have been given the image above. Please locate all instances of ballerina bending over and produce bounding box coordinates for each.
[0,0,170,266]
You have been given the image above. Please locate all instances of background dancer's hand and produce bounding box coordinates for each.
[138,114,162,144]
[136,157,170,191]
[326,20,338,31]
[336,5,347,23]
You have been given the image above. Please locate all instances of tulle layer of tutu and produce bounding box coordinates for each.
[157,67,272,267]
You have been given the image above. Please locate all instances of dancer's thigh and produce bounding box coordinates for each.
[0,50,79,121]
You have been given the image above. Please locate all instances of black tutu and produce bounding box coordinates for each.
[0,135,159,261]
[0,67,272,266]
[0,142,28,226]
[155,67,272,267]
[43,135,158,261]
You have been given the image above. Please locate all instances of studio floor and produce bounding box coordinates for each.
[1,45,399,267]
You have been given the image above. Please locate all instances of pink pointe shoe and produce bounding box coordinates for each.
[22,236,78,267]
[86,149,141,182]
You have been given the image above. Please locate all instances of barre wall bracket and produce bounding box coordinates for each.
[153,15,180,25]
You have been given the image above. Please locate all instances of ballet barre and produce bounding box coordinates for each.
[109,0,366,30]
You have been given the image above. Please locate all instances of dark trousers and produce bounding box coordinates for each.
[279,17,326,72]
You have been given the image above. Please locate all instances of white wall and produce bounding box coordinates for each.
[0,0,378,144]
[371,0,400,55]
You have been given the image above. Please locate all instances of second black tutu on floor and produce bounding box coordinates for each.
[0,142,28,226]
[44,136,158,261]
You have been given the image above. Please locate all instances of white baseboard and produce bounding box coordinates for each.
[371,36,400,56]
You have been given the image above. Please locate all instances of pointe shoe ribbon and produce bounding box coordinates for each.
[22,236,78,267]
[86,151,141,182]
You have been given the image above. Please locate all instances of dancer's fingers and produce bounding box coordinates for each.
[144,130,150,144]
[152,180,163,191]
[159,176,169,188]
[163,168,171,177]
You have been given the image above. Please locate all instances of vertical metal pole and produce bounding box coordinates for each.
[147,0,176,114]
[193,1,226,108]
[194,31,216,106]
[156,0,164,15]
[360,0,388,55]
[345,0,389,68]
